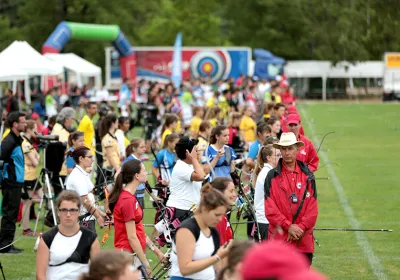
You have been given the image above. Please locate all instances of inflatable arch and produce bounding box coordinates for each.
[42,21,136,81]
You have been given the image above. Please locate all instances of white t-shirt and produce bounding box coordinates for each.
[96,88,110,101]
[170,228,216,279]
[115,129,126,157]
[46,230,88,280]
[166,160,202,210]
[66,165,95,221]
[254,163,273,224]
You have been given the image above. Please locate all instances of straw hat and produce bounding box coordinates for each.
[273,132,304,149]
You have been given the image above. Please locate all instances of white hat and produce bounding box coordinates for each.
[273,132,304,149]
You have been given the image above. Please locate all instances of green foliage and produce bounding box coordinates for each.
[0,0,400,68]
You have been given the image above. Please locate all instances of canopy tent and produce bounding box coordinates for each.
[253,48,286,79]
[0,41,63,104]
[45,53,102,88]
[284,60,384,100]
[0,67,28,82]
[284,61,384,78]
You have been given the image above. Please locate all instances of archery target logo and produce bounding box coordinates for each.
[190,50,231,82]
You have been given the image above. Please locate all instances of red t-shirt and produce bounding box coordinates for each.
[215,214,233,246]
[113,190,146,252]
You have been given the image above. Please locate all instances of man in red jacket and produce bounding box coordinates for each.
[286,114,319,172]
[264,132,318,265]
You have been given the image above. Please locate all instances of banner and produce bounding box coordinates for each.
[171,33,182,88]
[105,47,250,87]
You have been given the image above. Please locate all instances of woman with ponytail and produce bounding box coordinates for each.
[252,144,281,241]
[151,133,179,186]
[203,125,236,181]
[170,185,232,280]
[122,138,147,208]
[208,177,237,246]
[109,159,165,276]
[216,240,254,280]
[66,131,84,174]
[100,113,121,173]
[66,146,107,232]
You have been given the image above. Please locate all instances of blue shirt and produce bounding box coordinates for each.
[118,84,131,107]
[202,145,236,181]
[66,147,76,169]
[152,149,176,181]
[122,154,145,198]
[248,140,262,160]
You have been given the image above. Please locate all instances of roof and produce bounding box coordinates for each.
[285,60,384,78]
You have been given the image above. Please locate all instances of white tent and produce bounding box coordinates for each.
[0,67,28,82]
[284,60,384,100]
[0,41,64,103]
[45,53,102,88]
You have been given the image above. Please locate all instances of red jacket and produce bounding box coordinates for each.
[264,160,318,253]
[297,134,319,172]
[215,214,233,246]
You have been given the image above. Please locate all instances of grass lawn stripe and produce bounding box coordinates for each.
[299,105,388,280]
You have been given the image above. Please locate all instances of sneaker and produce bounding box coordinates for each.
[10,245,23,252]
[22,229,35,236]
[0,245,23,254]
[0,247,19,254]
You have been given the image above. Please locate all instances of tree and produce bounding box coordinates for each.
[138,0,229,46]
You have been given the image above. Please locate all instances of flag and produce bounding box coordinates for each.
[171,32,182,89]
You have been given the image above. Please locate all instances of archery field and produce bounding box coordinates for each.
[0,102,399,280]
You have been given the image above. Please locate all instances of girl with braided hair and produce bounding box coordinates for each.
[109,159,165,277]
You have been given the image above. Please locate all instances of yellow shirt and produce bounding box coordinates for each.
[209,118,217,128]
[161,129,172,146]
[240,116,256,142]
[206,97,216,108]
[51,123,70,176]
[124,135,130,148]
[22,137,39,180]
[2,128,10,140]
[274,94,282,103]
[77,115,95,154]
[219,96,229,118]
[190,117,202,135]
[197,136,208,152]
[102,133,121,168]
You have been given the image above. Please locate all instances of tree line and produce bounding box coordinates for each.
[1,0,399,70]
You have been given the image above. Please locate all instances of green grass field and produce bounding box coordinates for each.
[0,103,399,279]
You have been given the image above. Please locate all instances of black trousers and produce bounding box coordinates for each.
[51,174,66,198]
[0,182,22,252]
[254,222,269,242]
[173,208,191,221]
[304,253,314,266]
[246,216,254,239]
[45,175,66,225]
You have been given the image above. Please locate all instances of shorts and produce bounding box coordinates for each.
[25,179,42,190]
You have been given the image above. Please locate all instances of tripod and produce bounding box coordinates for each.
[32,144,57,237]
[0,261,6,280]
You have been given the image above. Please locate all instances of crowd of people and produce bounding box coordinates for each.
[0,74,327,279]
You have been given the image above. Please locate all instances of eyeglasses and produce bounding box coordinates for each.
[59,208,79,214]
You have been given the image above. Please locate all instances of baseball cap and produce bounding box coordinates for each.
[241,241,327,280]
[287,105,297,114]
[286,114,301,125]
[30,112,39,120]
